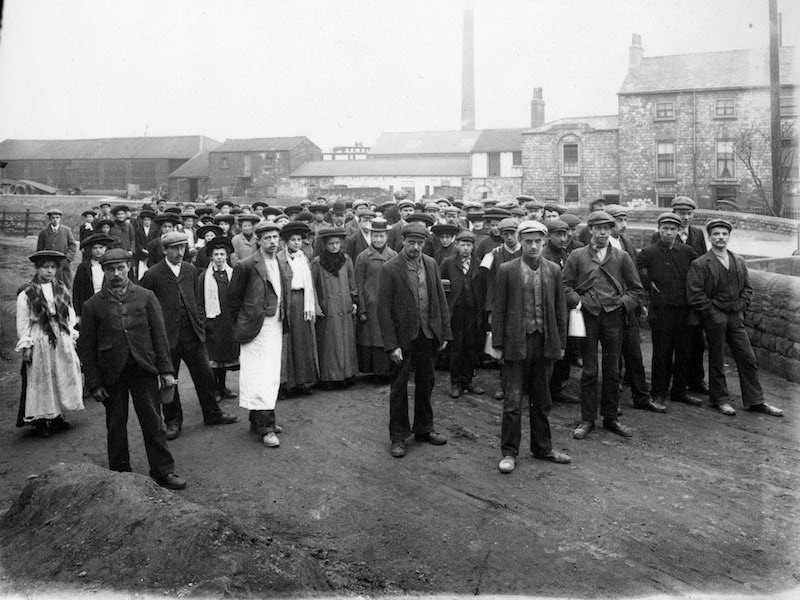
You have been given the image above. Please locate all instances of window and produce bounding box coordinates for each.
[714,186,738,207]
[243,154,252,174]
[131,160,157,189]
[716,140,735,178]
[715,98,735,118]
[781,90,797,116]
[655,101,674,119]
[656,142,675,179]
[512,151,522,166]
[563,144,579,175]
[564,183,579,202]
[220,156,229,169]
[657,194,675,208]
[487,153,501,177]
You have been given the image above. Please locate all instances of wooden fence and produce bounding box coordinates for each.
[0,210,47,236]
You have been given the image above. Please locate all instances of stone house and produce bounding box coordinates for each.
[167,151,211,202]
[208,137,322,200]
[464,127,527,200]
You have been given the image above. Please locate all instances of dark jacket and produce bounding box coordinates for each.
[491,257,567,361]
[686,250,752,314]
[636,241,698,307]
[77,283,174,390]
[377,251,452,352]
[110,221,136,253]
[651,225,708,257]
[562,245,646,315]
[440,252,483,315]
[134,223,157,262]
[345,231,370,262]
[542,241,568,268]
[139,260,206,348]
[72,260,99,316]
[226,250,292,344]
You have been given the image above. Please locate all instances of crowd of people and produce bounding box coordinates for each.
[16,190,784,487]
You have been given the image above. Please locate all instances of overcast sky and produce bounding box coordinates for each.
[0,0,797,152]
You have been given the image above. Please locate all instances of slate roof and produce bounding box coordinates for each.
[369,130,482,156]
[471,128,527,153]
[619,46,797,95]
[211,137,315,153]
[529,115,619,134]
[290,157,471,178]
[0,136,220,160]
[168,151,210,179]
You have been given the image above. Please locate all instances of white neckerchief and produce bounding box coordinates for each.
[286,251,315,313]
[90,260,104,293]
[595,246,608,262]
[41,281,55,311]
[264,254,282,300]
[204,262,233,318]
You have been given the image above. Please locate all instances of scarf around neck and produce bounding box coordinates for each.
[320,250,346,276]
[24,275,72,346]
[204,262,233,319]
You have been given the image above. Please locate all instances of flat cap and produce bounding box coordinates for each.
[671,196,698,210]
[161,232,189,247]
[706,218,732,233]
[587,210,616,228]
[98,248,131,266]
[657,212,682,227]
[455,230,476,243]
[401,222,430,240]
[496,200,520,210]
[435,197,452,206]
[45,207,63,216]
[523,199,546,210]
[498,217,520,232]
[254,221,281,235]
[424,201,442,212]
[29,249,66,264]
[431,223,460,237]
[516,195,535,203]
[352,199,370,210]
[205,236,234,256]
[462,201,483,212]
[482,198,498,208]
[517,220,548,236]
[80,233,116,249]
[544,203,565,215]
[604,204,628,218]
[262,206,284,218]
[546,219,569,233]
[397,199,415,210]
[442,206,460,215]
[560,213,582,228]
[356,210,377,219]
[406,213,435,227]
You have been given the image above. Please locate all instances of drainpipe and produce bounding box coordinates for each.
[692,91,698,200]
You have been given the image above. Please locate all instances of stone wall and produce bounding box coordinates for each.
[462,176,522,200]
[745,269,800,382]
[746,256,800,276]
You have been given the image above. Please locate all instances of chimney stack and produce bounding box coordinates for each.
[461,5,476,131]
[530,87,545,128]
[629,33,643,69]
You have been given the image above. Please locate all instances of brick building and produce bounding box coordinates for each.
[208,137,322,200]
[0,136,219,193]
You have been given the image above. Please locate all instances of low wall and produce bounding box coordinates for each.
[745,269,800,382]
[0,195,154,232]
[746,256,800,276]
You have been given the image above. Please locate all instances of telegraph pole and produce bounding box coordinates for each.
[769,0,783,216]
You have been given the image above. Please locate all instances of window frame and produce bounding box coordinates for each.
[563,183,580,203]
[655,141,676,180]
[562,143,579,175]
[715,139,736,179]
[714,98,736,119]
[655,100,675,120]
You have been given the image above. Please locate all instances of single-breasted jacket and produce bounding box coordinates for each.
[139,260,206,348]
[686,249,752,315]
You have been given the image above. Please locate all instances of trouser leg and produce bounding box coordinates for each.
[412,336,436,435]
[726,312,764,407]
[128,369,175,480]
[249,409,276,435]
[650,319,671,398]
[622,316,649,401]
[702,309,730,406]
[527,332,554,456]
[178,328,223,423]
[104,376,132,473]
[449,306,466,385]
[687,323,706,387]
[163,345,184,426]
[670,307,691,399]
[388,342,414,442]
[500,358,526,457]
[580,310,601,422]
[599,309,624,419]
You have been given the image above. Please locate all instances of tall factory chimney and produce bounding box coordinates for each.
[461,4,476,131]
[530,88,545,128]
[629,33,644,69]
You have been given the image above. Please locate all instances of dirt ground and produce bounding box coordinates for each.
[0,234,799,598]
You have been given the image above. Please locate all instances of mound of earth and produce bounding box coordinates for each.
[0,462,332,596]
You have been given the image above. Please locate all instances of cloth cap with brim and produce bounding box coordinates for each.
[523,199,546,210]
[496,200,519,211]
[237,214,261,224]
[465,211,485,221]
[455,230,476,243]
[518,220,549,236]
[205,237,234,256]
[280,221,311,240]
[587,211,616,228]
[706,218,733,234]
[406,213,435,227]
[155,213,181,225]
[402,222,429,241]
[397,200,415,210]
[29,250,66,264]
[482,199,499,207]
[254,221,281,236]
[546,219,569,233]
[431,224,460,237]
[81,210,97,217]
[657,212,683,227]
[498,217,520,232]
[604,204,628,218]
[672,196,698,210]
[197,224,223,239]
[462,201,483,212]
[352,199,370,210]
[98,249,132,266]
[442,206,460,215]
[510,208,526,218]
[138,209,157,220]
[436,197,452,207]
[262,207,284,217]
[331,202,347,215]
[80,233,116,249]
[560,213,582,228]
[161,232,189,247]
[356,210,377,220]
[367,218,389,232]
[544,203,565,214]
[213,214,235,225]
[424,201,441,212]
[316,226,347,240]
[483,208,512,221]
[309,203,329,214]
[516,195,535,203]
[45,208,63,216]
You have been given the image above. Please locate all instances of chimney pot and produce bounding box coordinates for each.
[629,33,644,69]
[530,88,545,128]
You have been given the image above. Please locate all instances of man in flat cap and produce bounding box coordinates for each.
[636,213,699,410]
[139,232,237,440]
[522,198,546,222]
[387,198,416,252]
[345,207,376,261]
[37,207,77,288]
[563,211,645,440]
[475,208,511,260]
[378,221,452,458]
[440,229,485,398]
[134,208,157,278]
[493,220,571,473]
[147,213,180,267]
[686,219,783,417]
[78,249,186,490]
[231,213,261,265]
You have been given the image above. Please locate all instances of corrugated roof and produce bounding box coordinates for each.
[369,130,481,156]
[211,137,313,153]
[619,46,797,95]
[0,136,220,160]
[529,115,619,134]
[290,157,471,178]
[471,128,527,152]
[168,151,210,179]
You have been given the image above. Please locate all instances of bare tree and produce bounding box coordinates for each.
[734,120,797,216]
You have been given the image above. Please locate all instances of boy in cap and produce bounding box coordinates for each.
[686,219,783,417]
[36,208,77,288]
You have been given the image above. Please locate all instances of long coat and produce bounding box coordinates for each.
[231,232,258,265]
[196,267,239,363]
[354,245,397,347]
[491,257,567,362]
[377,252,452,353]
[78,283,174,390]
[226,251,292,344]
[636,241,698,308]
[311,255,358,381]
[139,260,206,349]
[36,225,77,287]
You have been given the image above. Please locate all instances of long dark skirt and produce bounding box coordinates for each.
[357,345,391,378]
[282,289,319,389]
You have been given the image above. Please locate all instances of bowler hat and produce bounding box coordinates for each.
[330,202,346,215]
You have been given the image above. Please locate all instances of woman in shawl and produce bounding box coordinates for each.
[16,250,84,437]
[197,236,239,399]
[278,221,319,395]
[310,227,358,388]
